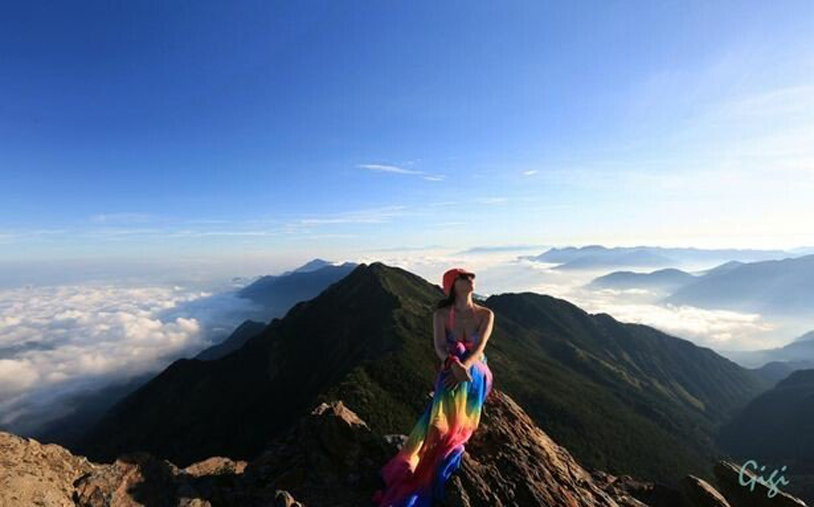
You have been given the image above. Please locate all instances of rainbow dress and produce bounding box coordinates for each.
[372,306,494,506]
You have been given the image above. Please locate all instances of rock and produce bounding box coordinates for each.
[73,451,183,507]
[273,489,305,507]
[184,456,248,477]
[382,433,408,451]
[241,399,393,506]
[441,389,648,506]
[0,389,703,507]
[0,431,97,507]
[680,475,731,507]
[0,431,251,507]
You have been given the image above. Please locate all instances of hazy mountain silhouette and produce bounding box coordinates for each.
[588,267,696,292]
[526,245,790,270]
[695,259,745,277]
[751,359,814,385]
[74,262,770,488]
[723,330,814,378]
[236,260,358,317]
[279,258,337,276]
[662,254,814,317]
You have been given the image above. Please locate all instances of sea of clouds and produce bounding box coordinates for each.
[0,280,265,434]
[2,250,810,437]
[362,250,809,353]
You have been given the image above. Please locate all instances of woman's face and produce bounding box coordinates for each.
[454,273,475,296]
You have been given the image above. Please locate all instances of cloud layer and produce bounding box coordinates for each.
[361,250,810,352]
[0,281,262,432]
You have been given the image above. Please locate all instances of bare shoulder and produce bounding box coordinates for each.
[474,304,494,320]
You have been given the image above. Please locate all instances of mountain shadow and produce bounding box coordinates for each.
[716,368,814,502]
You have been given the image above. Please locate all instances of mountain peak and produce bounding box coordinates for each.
[282,258,337,275]
[321,261,443,308]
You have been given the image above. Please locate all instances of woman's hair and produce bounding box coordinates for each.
[435,290,457,309]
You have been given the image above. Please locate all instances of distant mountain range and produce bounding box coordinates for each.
[662,254,814,317]
[722,330,814,373]
[237,260,359,317]
[751,359,814,385]
[523,245,791,270]
[72,262,771,488]
[583,254,814,383]
[278,257,339,275]
[587,260,751,293]
[587,267,696,293]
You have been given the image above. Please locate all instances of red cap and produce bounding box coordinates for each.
[442,267,476,297]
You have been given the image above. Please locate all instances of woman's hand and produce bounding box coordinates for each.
[443,359,473,390]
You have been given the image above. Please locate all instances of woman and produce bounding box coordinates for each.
[372,267,495,506]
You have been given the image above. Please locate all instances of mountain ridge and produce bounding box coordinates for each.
[74,261,769,488]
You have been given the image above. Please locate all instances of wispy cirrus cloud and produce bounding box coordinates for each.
[1,205,417,251]
[293,204,410,225]
[89,212,157,224]
[358,163,446,181]
[165,230,281,237]
[0,229,68,244]
[473,197,508,204]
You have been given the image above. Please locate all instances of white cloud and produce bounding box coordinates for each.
[0,359,40,394]
[0,282,265,431]
[540,267,796,351]
[358,250,809,353]
[89,212,156,224]
[294,205,410,226]
[582,299,778,349]
[358,163,424,175]
[473,197,508,204]
[358,163,445,181]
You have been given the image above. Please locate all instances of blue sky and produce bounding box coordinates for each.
[2,1,813,274]
[1,3,813,427]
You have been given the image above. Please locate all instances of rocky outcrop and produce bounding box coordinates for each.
[0,388,808,506]
[679,475,731,507]
[445,390,646,506]
[0,431,96,506]
[0,431,295,507]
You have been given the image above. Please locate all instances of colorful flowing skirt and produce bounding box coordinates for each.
[372,348,494,506]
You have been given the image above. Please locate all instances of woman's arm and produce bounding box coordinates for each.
[461,308,494,369]
[432,310,449,362]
